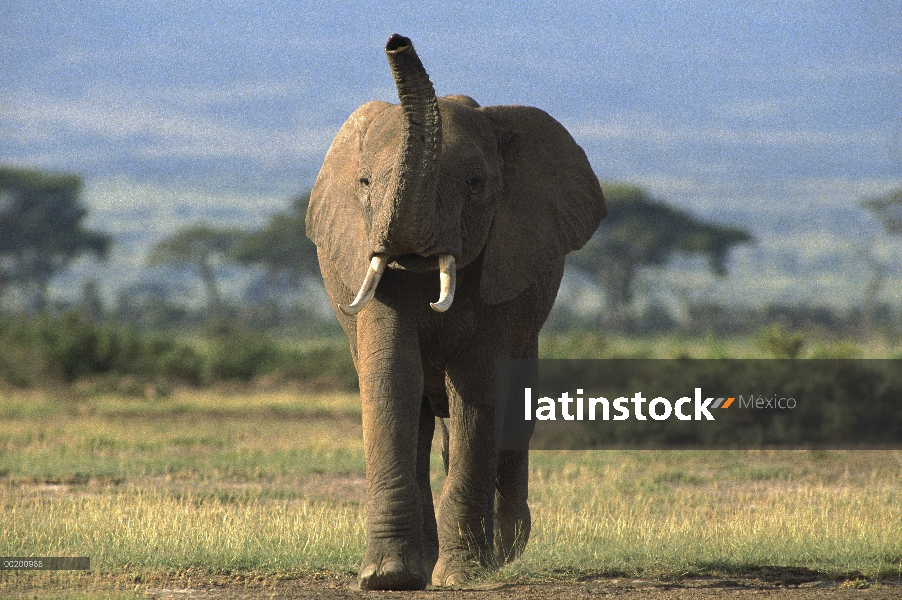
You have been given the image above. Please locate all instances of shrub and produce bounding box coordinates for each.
[0,312,355,389]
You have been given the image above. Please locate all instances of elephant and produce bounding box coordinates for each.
[306,34,606,590]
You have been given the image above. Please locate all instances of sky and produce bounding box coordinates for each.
[3,1,900,212]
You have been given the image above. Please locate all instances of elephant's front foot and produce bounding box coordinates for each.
[358,547,427,591]
[431,551,487,587]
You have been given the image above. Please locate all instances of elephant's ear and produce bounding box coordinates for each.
[306,101,391,294]
[479,105,606,305]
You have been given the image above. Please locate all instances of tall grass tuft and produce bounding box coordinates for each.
[0,487,364,575]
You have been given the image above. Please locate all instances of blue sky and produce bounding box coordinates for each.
[3,1,901,213]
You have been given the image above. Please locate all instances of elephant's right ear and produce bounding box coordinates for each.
[306,101,391,294]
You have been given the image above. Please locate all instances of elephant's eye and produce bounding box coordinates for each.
[467,173,485,196]
[357,176,372,212]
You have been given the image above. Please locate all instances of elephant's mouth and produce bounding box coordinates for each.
[338,253,456,316]
[389,253,439,272]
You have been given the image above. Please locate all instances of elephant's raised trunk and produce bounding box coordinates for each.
[381,34,442,254]
[340,36,455,317]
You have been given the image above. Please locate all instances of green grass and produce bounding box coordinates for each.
[3,385,902,594]
[0,313,358,389]
[539,329,902,359]
[0,389,365,484]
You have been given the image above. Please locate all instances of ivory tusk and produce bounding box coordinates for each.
[339,254,388,316]
[430,254,456,312]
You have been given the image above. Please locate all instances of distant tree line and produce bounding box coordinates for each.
[2,165,901,336]
[139,183,757,330]
[859,188,902,336]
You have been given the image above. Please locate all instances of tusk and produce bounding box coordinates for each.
[430,254,456,312]
[339,254,388,316]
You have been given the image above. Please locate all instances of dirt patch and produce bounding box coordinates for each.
[5,574,899,599]
[139,576,902,599]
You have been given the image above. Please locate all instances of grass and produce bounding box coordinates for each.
[515,450,902,579]
[3,384,902,597]
[5,313,898,392]
[0,389,365,487]
[3,490,365,574]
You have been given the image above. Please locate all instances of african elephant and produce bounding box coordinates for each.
[306,34,606,590]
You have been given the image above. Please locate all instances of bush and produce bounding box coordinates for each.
[275,343,358,390]
[208,334,283,382]
[0,312,355,389]
[757,323,805,358]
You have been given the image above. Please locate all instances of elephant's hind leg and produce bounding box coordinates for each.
[494,449,531,565]
[418,396,440,574]
[494,335,536,565]
[432,363,499,586]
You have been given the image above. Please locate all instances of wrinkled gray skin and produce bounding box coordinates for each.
[306,34,606,590]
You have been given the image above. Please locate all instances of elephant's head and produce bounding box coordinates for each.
[307,34,605,315]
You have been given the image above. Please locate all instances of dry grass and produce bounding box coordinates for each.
[2,387,901,588]
[514,450,902,579]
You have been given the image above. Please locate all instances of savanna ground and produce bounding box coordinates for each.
[2,333,902,598]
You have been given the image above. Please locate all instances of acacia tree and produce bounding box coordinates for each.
[860,188,902,332]
[0,167,111,312]
[568,184,753,327]
[231,193,320,291]
[147,223,245,318]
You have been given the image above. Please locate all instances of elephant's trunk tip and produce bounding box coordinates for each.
[385,34,412,53]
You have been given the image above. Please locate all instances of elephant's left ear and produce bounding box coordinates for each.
[479,106,606,305]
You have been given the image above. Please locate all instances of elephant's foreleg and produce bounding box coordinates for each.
[356,308,428,591]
